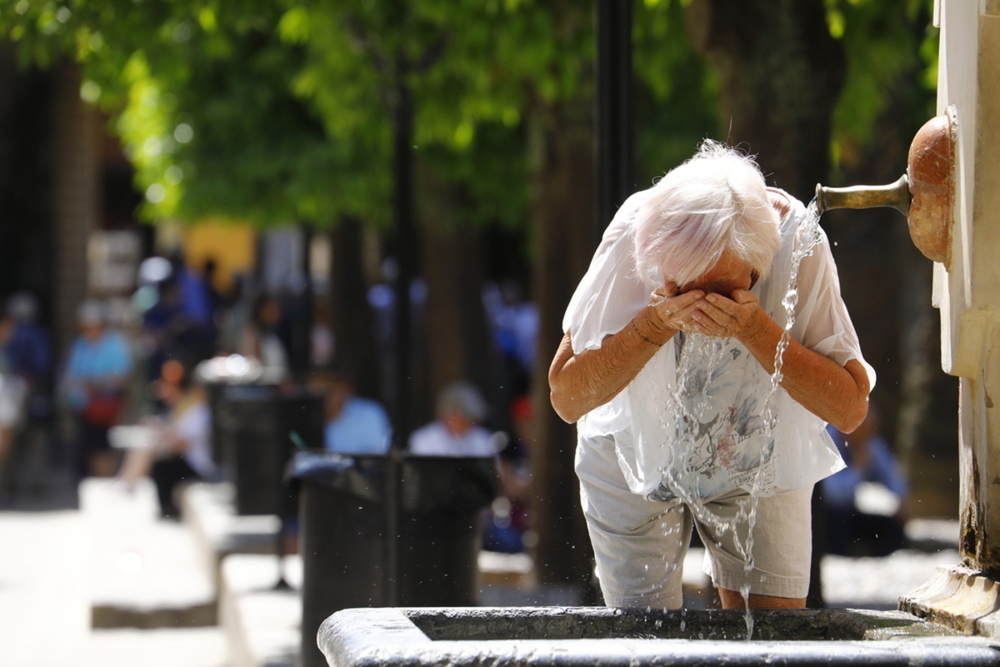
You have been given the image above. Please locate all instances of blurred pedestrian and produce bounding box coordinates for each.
[409,382,496,458]
[310,298,335,369]
[61,300,133,479]
[309,363,392,455]
[483,394,534,553]
[0,293,53,496]
[239,294,290,379]
[119,357,215,519]
[4,293,52,399]
[0,312,26,492]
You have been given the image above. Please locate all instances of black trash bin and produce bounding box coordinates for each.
[217,382,284,516]
[293,451,498,667]
[196,355,270,469]
[212,383,325,517]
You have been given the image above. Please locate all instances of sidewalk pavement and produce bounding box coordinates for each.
[0,465,228,667]
[0,463,965,667]
[0,508,229,666]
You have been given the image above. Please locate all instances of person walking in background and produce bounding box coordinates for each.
[61,300,133,479]
[4,293,52,404]
[0,312,26,496]
[239,294,290,379]
[483,394,534,553]
[409,382,497,458]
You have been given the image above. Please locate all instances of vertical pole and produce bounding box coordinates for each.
[595,0,634,238]
[580,0,632,604]
[387,76,414,608]
[393,86,415,448]
[297,223,314,375]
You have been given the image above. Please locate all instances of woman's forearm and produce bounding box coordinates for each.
[739,316,870,432]
[548,309,674,423]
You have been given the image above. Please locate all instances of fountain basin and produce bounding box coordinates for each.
[318,606,1000,666]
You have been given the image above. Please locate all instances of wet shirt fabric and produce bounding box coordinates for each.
[562,187,876,501]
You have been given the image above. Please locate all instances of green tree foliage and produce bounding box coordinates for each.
[1,0,938,226]
[824,0,938,173]
[0,0,598,233]
[2,0,384,226]
[281,0,598,232]
[633,0,720,181]
[631,0,936,184]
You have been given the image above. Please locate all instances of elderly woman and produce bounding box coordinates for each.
[549,141,874,611]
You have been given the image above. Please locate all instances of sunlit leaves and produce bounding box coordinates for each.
[633,0,719,179]
[1,0,939,230]
[1,0,598,232]
[112,53,186,218]
[824,0,937,156]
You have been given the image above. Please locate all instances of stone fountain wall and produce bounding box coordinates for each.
[900,0,1000,635]
[931,0,1000,568]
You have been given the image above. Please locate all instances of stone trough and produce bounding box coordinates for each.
[318,606,1000,666]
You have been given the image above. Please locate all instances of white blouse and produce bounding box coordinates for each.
[563,188,876,500]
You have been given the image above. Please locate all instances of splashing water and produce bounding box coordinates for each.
[654,201,826,640]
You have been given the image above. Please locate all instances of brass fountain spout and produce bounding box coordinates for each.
[815,175,911,218]
[814,107,957,269]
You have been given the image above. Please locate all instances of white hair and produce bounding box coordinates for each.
[633,140,781,288]
[436,382,487,423]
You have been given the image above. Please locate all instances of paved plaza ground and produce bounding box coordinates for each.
[0,460,965,667]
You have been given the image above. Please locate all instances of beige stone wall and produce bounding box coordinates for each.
[933,1,1000,566]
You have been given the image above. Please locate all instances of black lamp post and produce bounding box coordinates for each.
[596,0,634,237]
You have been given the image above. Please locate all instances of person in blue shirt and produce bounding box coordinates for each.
[822,405,911,557]
[61,300,133,479]
[311,363,392,455]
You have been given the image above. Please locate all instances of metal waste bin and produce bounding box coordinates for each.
[211,383,325,517]
[218,383,284,515]
[196,355,270,469]
[292,451,498,667]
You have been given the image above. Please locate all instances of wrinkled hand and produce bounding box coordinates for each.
[643,283,706,337]
[688,289,767,341]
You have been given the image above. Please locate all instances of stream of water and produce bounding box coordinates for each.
[654,200,826,639]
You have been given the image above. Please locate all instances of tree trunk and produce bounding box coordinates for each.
[529,95,599,599]
[418,169,495,427]
[0,49,58,339]
[330,217,381,400]
[686,0,844,200]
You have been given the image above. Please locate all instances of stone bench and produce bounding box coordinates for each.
[81,478,216,629]
[178,481,281,591]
